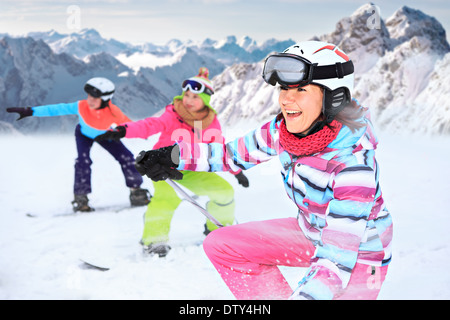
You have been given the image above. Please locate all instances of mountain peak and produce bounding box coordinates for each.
[215,36,237,48]
[386,6,450,53]
[78,28,101,37]
[73,28,103,41]
[318,3,391,73]
[27,29,66,42]
[237,36,257,50]
[225,35,237,43]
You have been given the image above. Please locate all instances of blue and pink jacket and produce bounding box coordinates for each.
[177,111,393,299]
[31,100,131,139]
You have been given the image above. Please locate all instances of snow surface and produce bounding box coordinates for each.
[1,126,450,300]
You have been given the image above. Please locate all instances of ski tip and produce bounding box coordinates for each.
[79,259,110,271]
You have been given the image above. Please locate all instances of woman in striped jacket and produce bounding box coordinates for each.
[135,41,393,300]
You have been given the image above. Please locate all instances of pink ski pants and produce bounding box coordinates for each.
[203,217,388,300]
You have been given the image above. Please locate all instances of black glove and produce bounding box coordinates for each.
[135,145,183,181]
[95,125,126,142]
[6,107,33,120]
[234,171,249,188]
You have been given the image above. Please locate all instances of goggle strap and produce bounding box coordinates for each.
[85,84,114,97]
[312,60,354,80]
[102,90,115,96]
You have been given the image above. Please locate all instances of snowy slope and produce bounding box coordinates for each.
[1,125,450,300]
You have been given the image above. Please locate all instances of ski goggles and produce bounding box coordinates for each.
[84,84,114,98]
[182,79,214,96]
[262,53,354,88]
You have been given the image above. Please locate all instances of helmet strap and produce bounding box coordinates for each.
[313,60,354,80]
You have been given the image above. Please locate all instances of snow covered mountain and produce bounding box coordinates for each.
[0,36,168,134]
[213,4,450,135]
[28,28,294,67]
[352,6,450,134]
[0,28,295,134]
[1,4,449,135]
[28,29,131,60]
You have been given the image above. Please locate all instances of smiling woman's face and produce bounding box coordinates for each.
[278,84,323,134]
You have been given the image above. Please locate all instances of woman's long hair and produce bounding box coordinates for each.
[334,99,367,132]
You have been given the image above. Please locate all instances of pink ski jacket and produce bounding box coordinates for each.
[124,103,240,174]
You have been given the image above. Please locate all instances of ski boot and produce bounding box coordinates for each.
[142,242,171,258]
[203,223,212,236]
[71,194,95,212]
[130,188,151,206]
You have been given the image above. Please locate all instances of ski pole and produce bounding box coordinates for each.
[166,178,224,228]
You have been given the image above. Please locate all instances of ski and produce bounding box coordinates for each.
[79,259,110,271]
[25,204,139,218]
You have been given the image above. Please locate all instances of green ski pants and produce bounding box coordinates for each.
[141,171,235,245]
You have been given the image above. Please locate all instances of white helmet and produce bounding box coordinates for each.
[84,77,115,101]
[263,41,354,123]
[282,41,354,95]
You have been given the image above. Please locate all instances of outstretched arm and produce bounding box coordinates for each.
[135,117,281,182]
[7,102,79,120]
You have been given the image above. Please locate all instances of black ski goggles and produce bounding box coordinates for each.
[262,53,354,88]
[182,79,214,96]
[84,84,114,98]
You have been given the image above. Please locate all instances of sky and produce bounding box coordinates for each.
[0,0,449,45]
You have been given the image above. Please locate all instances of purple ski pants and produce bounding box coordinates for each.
[203,217,388,300]
[74,124,143,195]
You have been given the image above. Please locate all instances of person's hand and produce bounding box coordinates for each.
[6,107,33,120]
[94,125,126,142]
[234,171,249,188]
[135,145,183,181]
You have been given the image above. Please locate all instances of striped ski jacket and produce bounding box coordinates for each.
[178,112,393,299]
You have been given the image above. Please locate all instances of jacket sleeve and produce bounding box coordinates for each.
[31,102,79,117]
[178,117,280,172]
[209,117,243,175]
[124,109,171,139]
[291,164,377,300]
